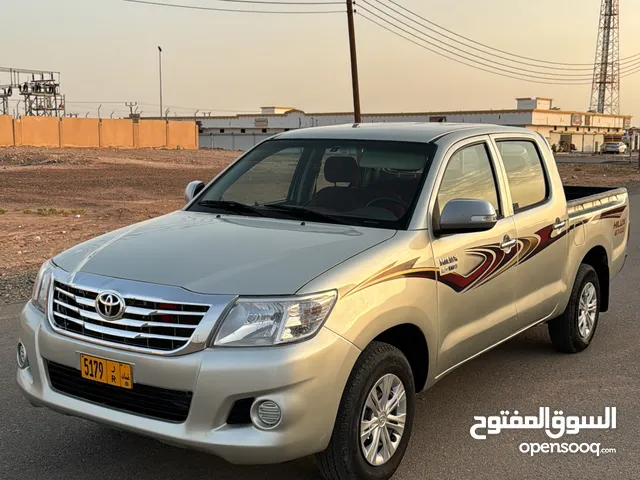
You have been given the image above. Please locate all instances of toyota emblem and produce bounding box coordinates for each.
[95,291,125,320]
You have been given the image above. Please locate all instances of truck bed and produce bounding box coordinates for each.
[564,185,628,215]
[563,185,624,204]
[563,184,629,302]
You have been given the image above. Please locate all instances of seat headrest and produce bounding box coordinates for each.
[324,156,358,183]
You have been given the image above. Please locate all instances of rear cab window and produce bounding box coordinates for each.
[496,140,549,213]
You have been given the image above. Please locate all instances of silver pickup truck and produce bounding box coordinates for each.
[17,123,629,480]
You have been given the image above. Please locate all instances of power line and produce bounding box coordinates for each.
[621,66,640,78]
[363,2,640,80]
[383,0,640,68]
[361,0,595,78]
[369,0,610,72]
[358,13,592,85]
[619,59,640,75]
[123,0,344,13]
[359,11,640,85]
[357,5,595,83]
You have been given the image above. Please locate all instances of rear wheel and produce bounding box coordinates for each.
[548,264,600,353]
[316,341,415,480]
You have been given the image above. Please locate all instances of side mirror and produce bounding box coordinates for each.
[438,198,497,234]
[185,180,205,203]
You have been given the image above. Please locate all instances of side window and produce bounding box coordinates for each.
[221,147,302,204]
[437,143,501,216]
[497,140,548,212]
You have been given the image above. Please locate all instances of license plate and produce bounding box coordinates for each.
[80,354,133,389]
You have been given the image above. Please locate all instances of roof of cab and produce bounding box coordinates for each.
[272,122,532,144]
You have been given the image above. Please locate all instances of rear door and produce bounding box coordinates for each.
[491,135,569,329]
[429,137,519,376]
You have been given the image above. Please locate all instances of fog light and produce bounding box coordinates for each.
[17,342,29,369]
[254,400,282,429]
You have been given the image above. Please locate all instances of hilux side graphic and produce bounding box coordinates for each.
[349,205,627,295]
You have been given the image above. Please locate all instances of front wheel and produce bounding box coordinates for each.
[316,341,415,480]
[548,264,600,353]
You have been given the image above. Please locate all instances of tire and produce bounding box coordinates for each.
[548,264,600,353]
[316,341,415,480]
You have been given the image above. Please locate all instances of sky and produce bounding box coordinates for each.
[2,0,640,121]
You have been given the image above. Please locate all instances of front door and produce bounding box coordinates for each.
[430,139,519,376]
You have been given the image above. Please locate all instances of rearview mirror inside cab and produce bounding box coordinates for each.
[438,198,497,234]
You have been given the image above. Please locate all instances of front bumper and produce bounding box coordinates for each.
[16,301,361,464]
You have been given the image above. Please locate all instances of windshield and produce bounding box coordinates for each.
[188,139,436,229]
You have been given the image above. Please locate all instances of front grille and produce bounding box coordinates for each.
[47,361,193,422]
[50,280,210,352]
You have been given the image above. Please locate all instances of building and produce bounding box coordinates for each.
[158,98,633,152]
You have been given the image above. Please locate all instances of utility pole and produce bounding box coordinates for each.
[346,0,361,123]
[125,101,138,116]
[158,46,163,118]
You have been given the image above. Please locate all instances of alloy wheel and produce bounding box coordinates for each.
[578,282,597,339]
[359,373,407,466]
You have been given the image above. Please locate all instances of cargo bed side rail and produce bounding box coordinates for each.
[567,187,628,220]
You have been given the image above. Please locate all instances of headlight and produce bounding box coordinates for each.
[31,260,54,313]
[212,291,337,347]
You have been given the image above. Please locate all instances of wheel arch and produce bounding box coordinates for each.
[372,323,430,393]
[580,245,610,312]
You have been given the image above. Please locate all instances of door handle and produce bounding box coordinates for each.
[500,237,517,250]
[553,218,567,230]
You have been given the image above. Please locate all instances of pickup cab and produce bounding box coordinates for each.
[17,123,629,480]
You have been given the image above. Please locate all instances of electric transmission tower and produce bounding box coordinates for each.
[589,0,620,114]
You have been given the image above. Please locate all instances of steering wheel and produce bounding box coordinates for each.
[366,197,409,209]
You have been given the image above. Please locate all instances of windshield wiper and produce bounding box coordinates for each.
[197,200,265,217]
[260,204,346,224]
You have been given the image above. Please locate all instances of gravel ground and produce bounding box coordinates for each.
[0,145,241,167]
[0,272,35,305]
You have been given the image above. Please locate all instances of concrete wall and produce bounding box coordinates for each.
[0,116,14,146]
[13,119,22,145]
[195,109,539,131]
[19,116,60,147]
[199,133,272,151]
[101,119,134,147]
[60,118,100,147]
[137,120,166,148]
[167,121,197,149]
[0,117,198,149]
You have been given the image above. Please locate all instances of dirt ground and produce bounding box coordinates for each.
[1,146,639,303]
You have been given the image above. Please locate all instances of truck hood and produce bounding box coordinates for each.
[53,211,396,295]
